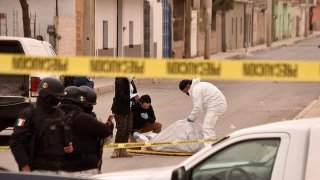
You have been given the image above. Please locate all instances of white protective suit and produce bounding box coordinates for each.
[188,79,227,145]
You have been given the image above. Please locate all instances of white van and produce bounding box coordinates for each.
[0,36,59,131]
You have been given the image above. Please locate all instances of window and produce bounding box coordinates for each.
[232,17,233,35]
[103,20,108,49]
[191,139,280,180]
[129,21,134,48]
[0,41,24,54]
[44,44,57,56]
[240,17,242,35]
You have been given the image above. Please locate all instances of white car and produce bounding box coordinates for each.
[93,118,320,180]
[0,36,59,131]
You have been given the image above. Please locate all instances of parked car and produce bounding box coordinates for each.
[0,36,59,131]
[93,118,320,180]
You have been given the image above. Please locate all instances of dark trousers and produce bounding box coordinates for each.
[114,112,132,143]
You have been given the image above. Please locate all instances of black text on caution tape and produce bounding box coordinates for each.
[90,59,145,74]
[12,56,68,71]
[243,63,298,78]
[167,61,221,76]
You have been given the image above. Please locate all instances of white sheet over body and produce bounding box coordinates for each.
[149,119,204,153]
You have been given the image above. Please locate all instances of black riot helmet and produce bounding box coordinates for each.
[62,86,87,104]
[38,77,65,97]
[79,86,97,105]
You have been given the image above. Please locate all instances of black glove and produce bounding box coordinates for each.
[187,118,195,122]
[133,100,142,107]
[106,115,115,136]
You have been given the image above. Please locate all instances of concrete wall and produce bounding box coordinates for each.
[208,1,253,53]
[55,16,76,55]
[198,30,217,56]
[216,11,222,52]
[244,3,253,47]
[54,0,78,56]
[191,10,197,57]
[95,0,144,57]
[311,5,320,30]
[123,0,144,57]
[225,2,244,50]
[149,0,163,58]
[75,0,84,56]
[300,4,307,37]
[283,3,292,39]
[273,2,285,41]
[253,7,266,45]
[95,0,117,57]
[225,2,253,50]
[172,0,184,58]
[83,0,95,56]
[291,5,301,37]
[197,7,218,56]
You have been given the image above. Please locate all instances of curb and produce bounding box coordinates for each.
[293,99,320,120]
[227,33,320,59]
[94,84,115,96]
[93,78,181,96]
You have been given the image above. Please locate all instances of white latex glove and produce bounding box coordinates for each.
[141,112,148,119]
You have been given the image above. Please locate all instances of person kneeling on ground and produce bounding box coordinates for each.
[131,95,162,141]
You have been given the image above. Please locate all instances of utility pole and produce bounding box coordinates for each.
[184,0,191,58]
[204,0,212,59]
[117,0,123,57]
[56,0,59,16]
[266,0,273,47]
[19,0,31,37]
[304,0,309,37]
[83,0,95,56]
[171,0,174,58]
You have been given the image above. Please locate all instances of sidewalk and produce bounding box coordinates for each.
[92,31,320,119]
[205,31,320,59]
[93,77,115,96]
[293,97,320,120]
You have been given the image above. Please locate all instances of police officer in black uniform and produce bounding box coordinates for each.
[10,77,73,172]
[78,86,99,117]
[79,85,113,173]
[59,86,113,176]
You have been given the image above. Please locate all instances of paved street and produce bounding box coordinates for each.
[1,36,320,174]
[246,36,320,60]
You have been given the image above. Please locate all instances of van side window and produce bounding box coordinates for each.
[0,41,24,54]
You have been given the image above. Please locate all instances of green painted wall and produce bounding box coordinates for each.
[273,1,293,41]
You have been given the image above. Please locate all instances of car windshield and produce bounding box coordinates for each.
[192,139,280,180]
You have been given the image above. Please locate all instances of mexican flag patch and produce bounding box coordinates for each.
[16,118,26,127]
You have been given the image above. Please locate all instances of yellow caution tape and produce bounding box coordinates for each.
[1,53,320,82]
[104,138,218,149]
[0,146,10,151]
[0,138,218,151]
[127,149,193,156]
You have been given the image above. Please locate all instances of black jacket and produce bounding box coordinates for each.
[111,78,137,115]
[131,104,156,130]
[59,102,112,172]
[10,97,65,171]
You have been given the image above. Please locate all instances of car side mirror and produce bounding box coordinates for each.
[171,166,187,180]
